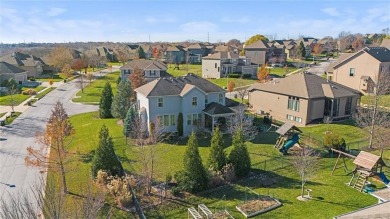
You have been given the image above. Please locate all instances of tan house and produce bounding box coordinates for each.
[0,61,28,85]
[326,47,390,94]
[380,38,390,49]
[0,52,45,78]
[248,73,361,126]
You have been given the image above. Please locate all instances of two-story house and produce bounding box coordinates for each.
[248,73,361,126]
[0,61,28,85]
[120,60,168,81]
[165,45,186,64]
[135,73,235,136]
[326,47,390,94]
[0,52,46,78]
[202,52,258,79]
[186,43,210,63]
[140,45,153,59]
[244,40,270,66]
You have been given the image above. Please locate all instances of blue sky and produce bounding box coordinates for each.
[1,0,389,43]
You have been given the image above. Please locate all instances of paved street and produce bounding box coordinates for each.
[0,67,117,211]
[306,58,337,76]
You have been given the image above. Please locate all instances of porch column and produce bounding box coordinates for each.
[330,99,334,119]
[211,116,215,132]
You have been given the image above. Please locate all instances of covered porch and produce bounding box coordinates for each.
[203,102,236,133]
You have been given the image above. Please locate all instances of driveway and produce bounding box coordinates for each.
[306,58,337,76]
[0,67,118,211]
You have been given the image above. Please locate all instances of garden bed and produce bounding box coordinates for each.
[236,196,282,218]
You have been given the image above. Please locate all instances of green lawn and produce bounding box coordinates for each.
[361,95,390,108]
[0,93,30,106]
[22,86,46,93]
[45,111,389,218]
[166,64,202,77]
[35,87,56,99]
[268,67,298,77]
[37,73,68,82]
[209,78,257,88]
[72,71,120,103]
[4,112,22,125]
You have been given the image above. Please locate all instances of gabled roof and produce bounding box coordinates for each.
[187,43,207,49]
[166,45,185,52]
[353,151,381,170]
[140,44,152,52]
[333,47,390,69]
[249,73,360,99]
[135,73,225,97]
[276,123,302,135]
[333,201,390,219]
[0,61,27,74]
[121,60,167,71]
[202,52,239,60]
[203,102,234,115]
[245,40,270,49]
[127,44,139,50]
[0,52,46,67]
[380,39,390,49]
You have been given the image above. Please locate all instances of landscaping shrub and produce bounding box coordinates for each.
[242,74,252,78]
[22,89,37,95]
[228,73,241,78]
[170,186,181,197]
[323,132,346,151]
[208,168,225,188]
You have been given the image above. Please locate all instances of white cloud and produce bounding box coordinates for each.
[180,21,217,33]
[47,7,66,17]
[145,16,176,24]
[321,7,340,17]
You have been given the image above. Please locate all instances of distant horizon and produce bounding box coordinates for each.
[1,0,389,44]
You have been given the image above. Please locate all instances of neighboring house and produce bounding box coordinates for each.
[326,47,390,94]
[333,201,390,219]
[186,43,210,63]
[202,52,257,79]
[380,38,390,49]
[0,52,46,78]
[140,44,153,59]
[85,46,117,62]
[364,33,381,44]
[165,45,186,64]
[317,39,335,54]
[244,40,270,65]
[120,60,168,81]
[126,44,139,59]
[214,45,239,53]
[248,73,361,126]
[295,37,318,56]
[0,61,28,85]
[135,73,234,136]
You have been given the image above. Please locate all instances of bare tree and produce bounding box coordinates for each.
[226,105,258,142]
[337,31,354,52]
[351,34,365,51]
[354,71,390,151]
[235,82,249,104]
[49,46,73,72]
[62,63,72,79]
[117,48,130,65]
[5,78,19,113]
[25,101,74,194]
[76,75,88,93]
[87,54,101,71]
[291,146,319,198]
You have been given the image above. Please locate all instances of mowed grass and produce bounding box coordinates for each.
[361,94,390,108]
[209,78,257,88]
[48,112,388,218]
[166,63,202,77]
[0,93,30,106]
[268,66,298,77]
[37,73,68,82]
[72,71,120,103]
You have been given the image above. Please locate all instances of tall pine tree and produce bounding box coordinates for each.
[123,105,137,139]
[99,82,113,118]
[297,41,306,59]
[179,132,208,193]
[207,127,227,171]
[91,125,124,177]
[111,80,132,120]
[229,128,251,178]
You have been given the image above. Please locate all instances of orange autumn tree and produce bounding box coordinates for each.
[257,63,269,82]
[25,101,75,194]
[152,47,160,60]
[129,65,146,99]
[227,80,235,95]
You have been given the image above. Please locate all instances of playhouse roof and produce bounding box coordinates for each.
[275,123,302,135]
[353,151,381,170]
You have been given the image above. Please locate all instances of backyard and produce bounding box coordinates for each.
[361,94,390,108]
[44,111,390,218]
[0,86,47,106]
[72,71,120,103]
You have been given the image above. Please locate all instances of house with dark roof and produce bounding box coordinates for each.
[85,46,117,62]
[202,52,258,79]
[0,52,46,78]
[120,60,168,81]
[0,61,28,85]
[165,45,186,64]
[326,47,390,94]
[248,73,361,126]
[135,73,235,136]
[186,43,210,63]
[295,37,318,56]
[140,44,153,59]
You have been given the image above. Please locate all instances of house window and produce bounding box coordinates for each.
[345,97,352,115]
[218,67,220,72]
[151,70,156,76]
[164,115,169,126]
[333,99,340,117]
[286,115,302,123]
[192,97,198,106]
[219,94,223,103]
[255,52,259,57]
[288,96,300,112]
[170,115,176,126]
[205,95,208,104]
[215,63,217,68]
[192,114,198,125]
[187,114,192,125]
[349,68,355,76]
[158,97,163,107]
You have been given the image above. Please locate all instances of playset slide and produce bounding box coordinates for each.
[377,172,390,185]
[279,133,299,154]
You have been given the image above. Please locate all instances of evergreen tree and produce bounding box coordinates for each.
[91,125,124,177]
[111,80,133,119]
[138,46,146,59]
[207,127,227,171]
[177,113,183,136]
[229,129,251,178]
[178,132,208,193]
[99,82,113,118]
[123,106,137,139]
[297,41,306,59]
